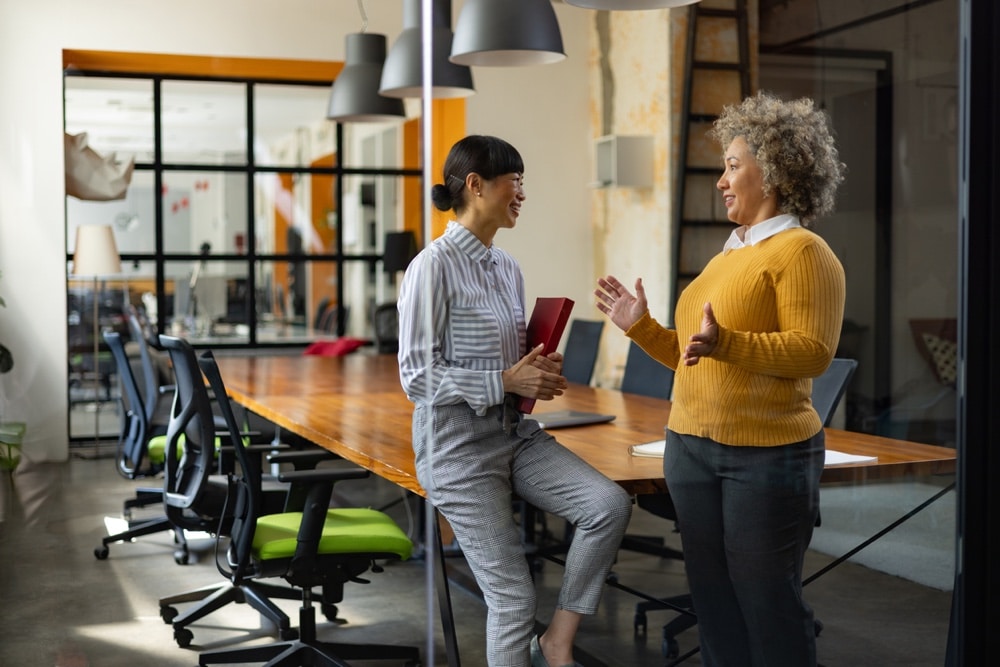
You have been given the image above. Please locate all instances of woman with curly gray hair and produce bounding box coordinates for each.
[595,91,846,666]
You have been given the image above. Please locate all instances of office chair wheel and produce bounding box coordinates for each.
[321,602,342,623]
[160,605,178,624]
[94,545,109,560]
[174,548,189,565]
[173,626,194,648]
[662,634,680,660]
[634,610,647,637]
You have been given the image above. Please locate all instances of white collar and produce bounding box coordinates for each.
[723,214,801,251]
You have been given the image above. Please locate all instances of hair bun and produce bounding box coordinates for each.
[430,183,453,211]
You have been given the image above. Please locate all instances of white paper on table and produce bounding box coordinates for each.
[628,439,877,466]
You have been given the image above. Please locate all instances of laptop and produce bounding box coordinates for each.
[530,410,616,429]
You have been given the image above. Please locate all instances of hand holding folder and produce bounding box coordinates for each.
[517,297,574,413]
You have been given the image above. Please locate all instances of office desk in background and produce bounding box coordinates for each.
[213,353,957,666]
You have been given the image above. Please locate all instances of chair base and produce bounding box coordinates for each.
[160,580,326,648]
[197,604,420,667]
[123,486,163,518]
[198,639,421,666]
[94,516,187,563]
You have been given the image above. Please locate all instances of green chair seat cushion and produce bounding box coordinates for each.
[148,434,222,465]
[253,508,413,561]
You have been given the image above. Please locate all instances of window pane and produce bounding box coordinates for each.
[161,171,248,255]
[256,259,339,344]
[161,80,247,165]
[340,123,403,170]
[64,75,153,163]
[254,84,335,168]
[163,259,250,343]
[255,170,339,257]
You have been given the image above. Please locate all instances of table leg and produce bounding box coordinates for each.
[431,507,462,667]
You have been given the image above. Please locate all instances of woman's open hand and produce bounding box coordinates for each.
[595,275,648,332]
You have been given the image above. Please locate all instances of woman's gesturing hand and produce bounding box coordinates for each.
[682,302,719,366]
[595,275,648,332]
[502,344,568,401]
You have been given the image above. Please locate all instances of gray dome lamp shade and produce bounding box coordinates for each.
[380,0,474,98]
[327,32,406,122]
[450,0,566,67]
[565,0,700,8]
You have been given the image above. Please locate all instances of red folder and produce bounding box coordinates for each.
[517,297,575,413]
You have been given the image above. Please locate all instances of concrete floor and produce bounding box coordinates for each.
[0,450,952,666]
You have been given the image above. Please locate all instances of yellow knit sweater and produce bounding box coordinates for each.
[627,227,846,447]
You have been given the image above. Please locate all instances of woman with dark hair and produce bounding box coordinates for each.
[398,135,632,667]
[596,92,847,666]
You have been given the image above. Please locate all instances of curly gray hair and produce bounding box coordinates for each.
[708,91,845,226]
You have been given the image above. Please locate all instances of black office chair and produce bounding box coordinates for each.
[194,349,421,667]
[155,335,341,648]
[372,302,400,354]
[812,358,859,428]
[617,342,682,562]
[634,358,859,663]
[95,331,185,561]
[561,319,604,385]
[621,340,675,400]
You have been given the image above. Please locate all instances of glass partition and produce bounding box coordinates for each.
[64,71,419,444]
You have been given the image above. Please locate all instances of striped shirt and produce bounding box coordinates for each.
[398,221,527,415]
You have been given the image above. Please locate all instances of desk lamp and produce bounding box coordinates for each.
[72,224,121,447]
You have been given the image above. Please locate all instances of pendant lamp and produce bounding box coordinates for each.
[380,0,474,98]
[327,32,406,122]
[565,0,700,8]
[450,0,566,67]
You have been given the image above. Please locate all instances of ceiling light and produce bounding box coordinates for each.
[380,0,474,98]
[327,32,406,123]
[450,0,566,67]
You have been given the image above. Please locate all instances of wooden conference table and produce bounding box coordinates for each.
[214,352,956,665]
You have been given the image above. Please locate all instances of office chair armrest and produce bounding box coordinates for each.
[277,467,370,485]
[267,449,340,470]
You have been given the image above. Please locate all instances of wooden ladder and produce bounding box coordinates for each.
[669,0,753,317]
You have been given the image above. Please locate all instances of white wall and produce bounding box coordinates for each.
[0,0,596,462]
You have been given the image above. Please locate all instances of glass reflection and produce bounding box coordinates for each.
[161,80,246,165]
[64,75,153,162]
[161,171,249,255]
[254,84,335,167]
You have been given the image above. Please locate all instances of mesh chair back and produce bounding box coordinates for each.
[620,341,675,399]
[813,358,859,426]
[157,336,225,530]
[104,331,153,477]
[197,350,261,583]
[562,319,604,385]
[373,302,399,354]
